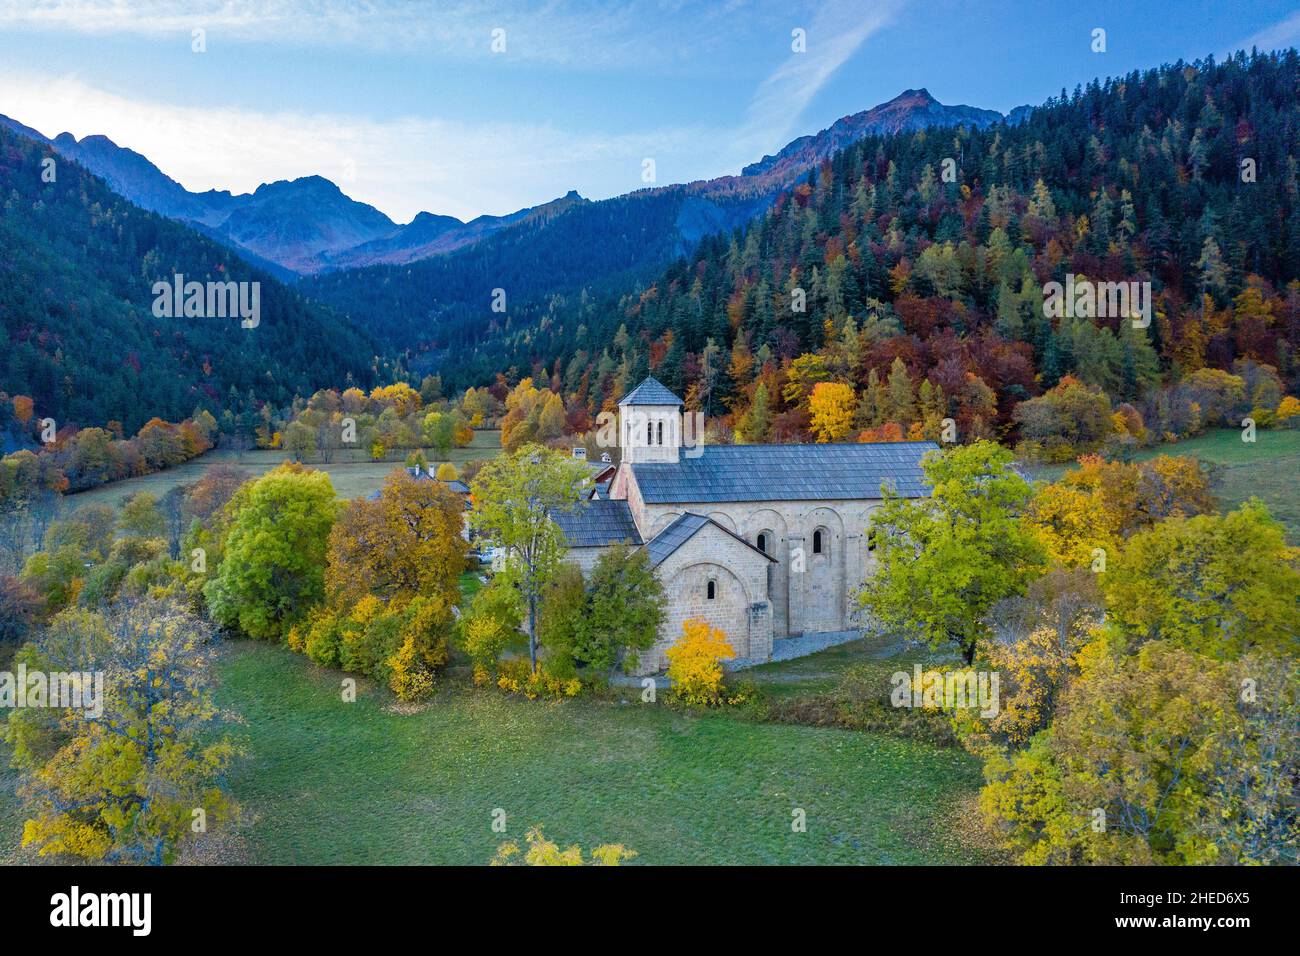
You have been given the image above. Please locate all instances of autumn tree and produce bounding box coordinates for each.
[961,568,1104,753]
[1025,454,1216,567]
[468,444,589,670]
[184,465,250,527]
[461,575,525,676]
[808,381,856,442]
[860,442,1045,664]
[982,640,1297,865]
[4,599,238,864]
[1102,501,1300,660]
[118,492,164,538]
[665,618,735,706]
[45,503,116,561]
[0,575,42,661]
[1013,376,1114,462]
[325,470,466,610]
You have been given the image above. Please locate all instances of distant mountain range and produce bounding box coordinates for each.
[0,88,1015,279]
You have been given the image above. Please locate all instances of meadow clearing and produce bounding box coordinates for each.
[0,632,994,866]
[1022,427,1300,539]
[65,429,503,508]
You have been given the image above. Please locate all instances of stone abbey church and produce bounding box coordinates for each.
[555,377,933,674]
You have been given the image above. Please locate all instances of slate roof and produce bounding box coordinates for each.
[618,376,683,407]
[551,498,643,549]
[369,474,470,500]
[644,512,776,568]
[631,442,936,504]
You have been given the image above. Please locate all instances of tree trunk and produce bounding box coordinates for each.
[528,594,538,673]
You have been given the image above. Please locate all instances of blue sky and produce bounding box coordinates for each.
[0,0,1296,222]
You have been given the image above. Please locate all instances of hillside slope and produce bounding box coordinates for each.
[0,125,379,432]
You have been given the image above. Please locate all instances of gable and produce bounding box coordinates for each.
[644,512,775,568]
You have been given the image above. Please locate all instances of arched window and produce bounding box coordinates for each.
[756,533,768,554]
[867,527,877,552]
[646,419,653,445]
[706,579,716,600]
[813,529,823,554]
[656,421,664,445]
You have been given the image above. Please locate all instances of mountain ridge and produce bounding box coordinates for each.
[0,87,1008,277]
[741,88,1004,179]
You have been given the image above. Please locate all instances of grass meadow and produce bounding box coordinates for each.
[65,429,502,509]
[201,640,990,866]
[1022,427,1300,539]
[0,633,994,866]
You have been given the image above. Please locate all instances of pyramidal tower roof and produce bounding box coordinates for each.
[618,376,683,407]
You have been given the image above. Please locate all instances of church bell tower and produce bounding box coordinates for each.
[619,376,684,464]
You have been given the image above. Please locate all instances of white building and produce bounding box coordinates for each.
[553,377,934,673]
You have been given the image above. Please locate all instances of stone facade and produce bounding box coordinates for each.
[551,376,929,676]
[611,487,881,641]
[565,546,606,576]
[638,521,773,673]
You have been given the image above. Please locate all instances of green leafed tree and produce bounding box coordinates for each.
[203,463,339,641]
[859,441,1045,664]
[468,444,589,671]
[576,543,664,673]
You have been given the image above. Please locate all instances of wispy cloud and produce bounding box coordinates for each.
[0,2,896,217]
[734,0,899,162]
[0,0,770,68]
[1235,9,1300,55]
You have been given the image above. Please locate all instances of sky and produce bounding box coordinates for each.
[0,0,1296,223]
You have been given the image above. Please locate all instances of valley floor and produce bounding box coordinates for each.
[0,634,996,866]
[64,428,503,508]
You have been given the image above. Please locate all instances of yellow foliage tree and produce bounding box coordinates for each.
[1276,395,1300,426]
[665,618,735,705]
[807,381,857,442]
[369,382,423,417]
[1026,454,1217,567]
[325,470,467,610]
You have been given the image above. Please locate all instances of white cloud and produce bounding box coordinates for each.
[0,2,897,217]
[0,72,714,221]
[1235,10,1300,54]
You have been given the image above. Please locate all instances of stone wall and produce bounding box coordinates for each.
[563,546,607,576]
[628,496,881,639]
[635,522,773,675]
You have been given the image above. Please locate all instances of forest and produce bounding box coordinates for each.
[299,52,1300,454]
[0,124,381,435]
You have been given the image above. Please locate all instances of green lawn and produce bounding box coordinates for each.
[742,632,949,700]
[66,429,501,509]
[1022,427,1300,539]
[0,606,992,867]
[208,640,990,865]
